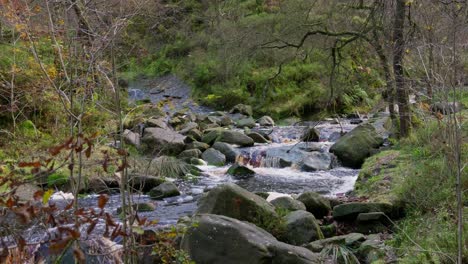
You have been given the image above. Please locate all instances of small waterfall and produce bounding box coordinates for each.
[260,156,282,168]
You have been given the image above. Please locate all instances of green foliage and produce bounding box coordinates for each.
[47,171,69,187]
[357,111,468,263]
[320,244,360,264]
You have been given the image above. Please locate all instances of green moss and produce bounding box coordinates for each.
[47,171,69,187]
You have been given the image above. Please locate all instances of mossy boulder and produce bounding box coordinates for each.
[216,130,254,147]
[117,202,156,214]
[229,104,253,116]
[332,202,394,221]
[283,210,323,245]
[149,182,180,199]
[195,183,278,227]
[201,148,226,166]
[247,132,269,143]
[236,117,256,128]
[212,142,240,163]
[297,192,331,219]
[181,214,321,264]
[178,149,202,159]
[270,196,306,212]
[227,164,255,179]
[329,124,384,168]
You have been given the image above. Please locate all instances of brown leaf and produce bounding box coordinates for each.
[85,146,92,158]
[18,236,26,252]
[6,197,15,208]
[117,149,128,156]
[73,246,86,264]
[49,237,73,254]
[48,146,64,156]
[97,194,109,209]
[64,200,74,210]
[33,190,44,201]
[18,161,41,168]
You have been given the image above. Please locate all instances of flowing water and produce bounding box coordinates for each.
[2,77,364,248]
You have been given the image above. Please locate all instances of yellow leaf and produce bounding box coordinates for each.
[43,189,54,205]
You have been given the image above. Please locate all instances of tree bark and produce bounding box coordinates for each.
[393,0,410,137]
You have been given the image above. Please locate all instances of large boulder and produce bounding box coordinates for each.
[227,163,255,179]
[431,101,464,114]
[123,129,140,147]
[247,132,269,143]
[181,214,321,264]
[297,192,331,219]
[284,210,323,245]
[258,116,275,126]
[196,184,277,226]
[129,175,165,193]
[236,117,256,128]
[332,202,394,221]
[201,129,223,145]
[329,124,384,168]
[149,182,180,199]
[270,196,306,212]
[229,104,253,116]
[178,149,202,159]
[216,130,254,147]
[185,141,210,152]
[301,152,333,171]
[142,127,185,155]
[146,118,168,129]
[263,143,327,169]
[212,142,239,162]
[201,148,226,166]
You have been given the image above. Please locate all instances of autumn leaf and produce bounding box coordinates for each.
[33,190,44,201]
[18,161,41,168]
[43,189,54,205]
[97,194,109,209]
[73,246,86,264]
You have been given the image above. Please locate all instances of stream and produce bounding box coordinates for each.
[77,77,362,227]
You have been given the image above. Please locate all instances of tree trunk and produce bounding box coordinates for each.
[393,0,410,137]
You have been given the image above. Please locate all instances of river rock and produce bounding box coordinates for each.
[149,182,180,199]
[129,175,165,193]
[181,214,321,264]
[212,142,239,162]
[146,118,168,129]
[247,132,269,143]
[196,183,278,226]
[258,116,275,126]
[301,127,320,142]
[185,141,210,152]
[123,129,140,147]
[301,152,332,171]
[229,104,253,116]
[227,163,255,179]
[179,122,199,134]
[117,202,156,214]
[185,129,203,141]
[431,101,463,114]
[270,196,306,211]
[236,117,256,128]
[306,233,366,253]
[201,129,223,145]
[329,124,384,168]
[297,192,331,219]
[142,127,185,155]
[201,148,226,166]
[216,130,254,147]
[178,149,202,159]
[284,210,323,246]
[332,202,393,220]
